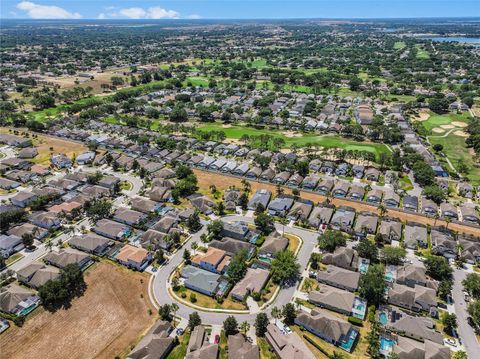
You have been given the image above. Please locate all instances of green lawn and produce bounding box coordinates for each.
[394,41,406,49]
[415,44,430,59]
[198,123,390,160]
[6,252,23,266]
[422,112,471,133]
[430,134,480,185]
[167,331,190,359]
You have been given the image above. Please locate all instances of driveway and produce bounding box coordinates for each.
[151,215,318,325]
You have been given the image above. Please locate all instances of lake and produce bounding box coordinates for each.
[420,36,480,45]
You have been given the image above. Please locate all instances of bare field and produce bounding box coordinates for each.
[194,169,480,237]
[0,261,156,359]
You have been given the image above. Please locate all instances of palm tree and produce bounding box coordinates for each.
[239,321,250,336]
[445,217,451,230]
[45,240,53,252]
[171,303,179,327]
[191,241,198,255]
[279,213,288,236]
[331,351,345,359]
[378,204,387,218]
[271,306,282,325]
[433,213,440,227]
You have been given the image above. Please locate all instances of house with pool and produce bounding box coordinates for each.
[308,285,367,319]
[295,308,359,352]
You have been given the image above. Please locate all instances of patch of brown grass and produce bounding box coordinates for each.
[0,261,156,359]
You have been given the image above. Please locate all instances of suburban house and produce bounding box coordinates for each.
[403,195,418,212]
[0,234,23,258]
[295,308,358,352]
[11,191,37,208]
[330,207,356,231]
[383,190,400,208]
[308,286,357,316]
[69,233,111,255]
[29,211,61,230]
[43,248,91,270]
[116,244,152,271]
[354,213,378,238]
[348,185,365,201]
[386,310,444,344]
[267,196,294,216]
[403,224,428,249]
[76,151,96,165]
[221,221,252,241]
[265,323,315,359]
[421,198,438,217]
[16,263,60,289]
[7,223,48,240]
[191,247,231,274]
[259,231,289,258]
[247,189,272,211]
[440,202,458,219]
[98,175,121,190]
[366,189,383,205]
[393,336,450,359]
[332,181,350,198]
[308,205,334,228]
[461,204,480,224]
[131,196,162,214]
[388,283,437,312]
[430,230,457,259]
[378,219,402,243]
[227,333,260,359]
[302,174,321,190]
[181,265,225,297]
[189,194,215,215]
[93,219,131,240]
[209,238,256,259]
[230,267,270,301]
[364,167,380,181]
[459,239,480,264]
[0,283,40,315]
[51,154,72,169]
[288,201,313,221]
[317,265,361,292]
[322,247,358,271]
[113,208,147,226]
[396,264,438,289]
[316,178,334,195]
[140,229,171,251]
[185,325,219,359]
[127,320,174,359]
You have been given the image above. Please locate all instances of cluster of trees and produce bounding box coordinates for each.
[38,264,86,310]
[463,273,480,329]
[171,165,198,202]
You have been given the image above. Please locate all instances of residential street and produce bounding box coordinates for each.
[151,215,318,325]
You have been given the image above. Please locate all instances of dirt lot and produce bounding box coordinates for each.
[194,169,480,237]
[0,261,156,359]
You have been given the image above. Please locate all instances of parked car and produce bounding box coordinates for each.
[444,338,456,347]
[176,328,184,335]
[214,334,220,344]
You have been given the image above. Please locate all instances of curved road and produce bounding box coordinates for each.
[151,215,317,325]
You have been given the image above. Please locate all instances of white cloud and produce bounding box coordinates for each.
[97,13,106,20]
[187,14,202,19]
[16,1,82,19]
[118,7,146,19]
[115,6,179,19]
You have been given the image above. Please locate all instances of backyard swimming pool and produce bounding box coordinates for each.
[380,337,395,353]
[379,311,388,325]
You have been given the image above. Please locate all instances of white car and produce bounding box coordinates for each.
[444,338,457,347]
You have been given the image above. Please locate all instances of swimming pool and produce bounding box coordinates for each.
[379,312,388,325]
[339,330,358,352]
[380,337,395,353]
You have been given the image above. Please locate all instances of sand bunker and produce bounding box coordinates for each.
[222,124,232,128]
[432,128,445,133]
[440,124,455,129]
[282,131,302,138]
[411,111,430,122]
[451,121,468,128]
[453,130,469,137]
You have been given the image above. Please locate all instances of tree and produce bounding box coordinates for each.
[271,306,282,324]
[255,313,269,337]
[309,253,322,270]
[22,233,34,249]
[171,303,179,323]
[433,144,444,152]
[239,321,250,335]
[282,303,297,325]
[356,240,378,261]
[453,351,468,359]
[441,312,457,335]
[423,185,446,205]
[381,246,406,265]
[437,280,453,301]
[318,230,346,252]
[367,321,381,359]
[429,97,450,114]
[424,255,452,281]
[159,304,172,321]
[186,211,202,232]
[331,352,345,359]
[188,312,202,329]
[169,105,188,122]
[254,213,274,235]
[183,249,191,264]
[207,220,224,240]
[223,316,238,336]
[238,193,249,210]
[176,165,194,179]
[85,198,113,222]
[463,273,480,300]
[359,264,386,307]
[226,249,248,283]
[271,250,300,284]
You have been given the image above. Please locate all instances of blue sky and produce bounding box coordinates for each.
[1,1,479,20]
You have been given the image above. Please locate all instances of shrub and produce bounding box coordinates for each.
[190,293,197,303]
[348,316,364,327]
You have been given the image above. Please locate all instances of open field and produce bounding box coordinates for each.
[394,41,406,49]
[0,261,156,359]
[198,123,390,160]
[174,286,248,311]
[415,44,430,59]
[0,127,87,165]
[194,169,480,236]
